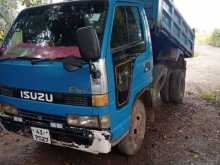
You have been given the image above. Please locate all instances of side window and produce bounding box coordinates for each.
[111,7,128,49]
[126,7,144,43]
[111,6,145,52]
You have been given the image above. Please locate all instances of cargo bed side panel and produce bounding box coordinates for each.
[143,0,195,57]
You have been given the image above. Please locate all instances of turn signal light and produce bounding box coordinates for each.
[92,94,108,107]
[99,115,111,129]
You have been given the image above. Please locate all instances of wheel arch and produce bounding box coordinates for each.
[156,48,186,70]
[135,87,154,110]
[156,48,184,62]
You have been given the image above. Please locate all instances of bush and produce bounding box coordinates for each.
[195,32,211,45]
[208,29,220,47]
[0,30,4,42]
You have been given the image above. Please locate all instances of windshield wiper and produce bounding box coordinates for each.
[0,56,90,72]
[0,56,51,64]
[62,56,85,71]
[30,58,50,65]
[62,56,101,78]
[0,56,84,66]
[0,57,12,61]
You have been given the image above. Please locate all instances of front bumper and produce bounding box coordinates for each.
[0,113,111,154]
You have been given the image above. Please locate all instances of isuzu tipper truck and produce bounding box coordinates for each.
[0,0,194,155]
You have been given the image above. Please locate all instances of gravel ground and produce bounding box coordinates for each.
[186,45,220,94]
[0,45,220,165]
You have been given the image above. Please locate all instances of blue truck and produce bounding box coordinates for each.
[0,0,194,155]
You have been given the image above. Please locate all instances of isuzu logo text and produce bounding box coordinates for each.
[20,91,54,103]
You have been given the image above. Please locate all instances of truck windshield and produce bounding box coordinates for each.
[2,1,107,59]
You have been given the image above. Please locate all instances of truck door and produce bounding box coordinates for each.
[109,5,152,139]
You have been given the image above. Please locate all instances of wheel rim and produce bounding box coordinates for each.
[131,101,146,146]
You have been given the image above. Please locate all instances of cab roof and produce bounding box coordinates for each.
[22,0,143,12]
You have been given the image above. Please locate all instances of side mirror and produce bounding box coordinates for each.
[77,27,100,61]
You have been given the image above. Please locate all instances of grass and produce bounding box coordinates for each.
[200,92,216,103]
[215,89,220,104]
[200,88,220,104]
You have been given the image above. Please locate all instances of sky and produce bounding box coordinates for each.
[174,0,220,32]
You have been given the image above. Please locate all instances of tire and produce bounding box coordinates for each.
[169,69,186,104]
[118,100,146,155]
[153,64,168,93]
[160,56,186,103]
[160,69,172,103]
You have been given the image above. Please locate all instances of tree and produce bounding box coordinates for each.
[0,0,18,42]
[0,0,18,25]
[22,0,42,7]
[209,29,220,47]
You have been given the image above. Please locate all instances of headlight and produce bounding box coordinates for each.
[1,104,18,115]
[67,115,111,129]
[67,115,99,128]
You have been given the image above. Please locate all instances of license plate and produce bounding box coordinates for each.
[31,127,51,144]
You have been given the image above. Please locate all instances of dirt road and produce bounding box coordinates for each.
[186,45,220,93]
[0,45,220,165]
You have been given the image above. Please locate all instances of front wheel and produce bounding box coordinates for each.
[118,100,146,155]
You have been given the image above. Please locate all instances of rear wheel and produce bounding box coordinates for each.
[169,69,186,104]
[160,55,186,104]
[118,100,146,155]
[160,69,172,103]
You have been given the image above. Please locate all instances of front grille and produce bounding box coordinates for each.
[55,93,92,106]
[0,86,92,107]
[18,110,66,126]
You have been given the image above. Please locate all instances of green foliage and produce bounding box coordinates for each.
[0,0,44,43]
[195,32,210,45]
[0,0,18,43]
[22,0,42,7]
[208,29,220,47]
[0,0,18,24]
[196,29,220,47]
[200,92,216,103]
[0,30,4,41]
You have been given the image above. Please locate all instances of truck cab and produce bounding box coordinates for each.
[0,0,194,155]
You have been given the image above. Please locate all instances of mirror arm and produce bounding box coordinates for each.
[89,61,101,79]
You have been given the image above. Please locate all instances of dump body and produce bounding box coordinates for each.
[143,0,195,57]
